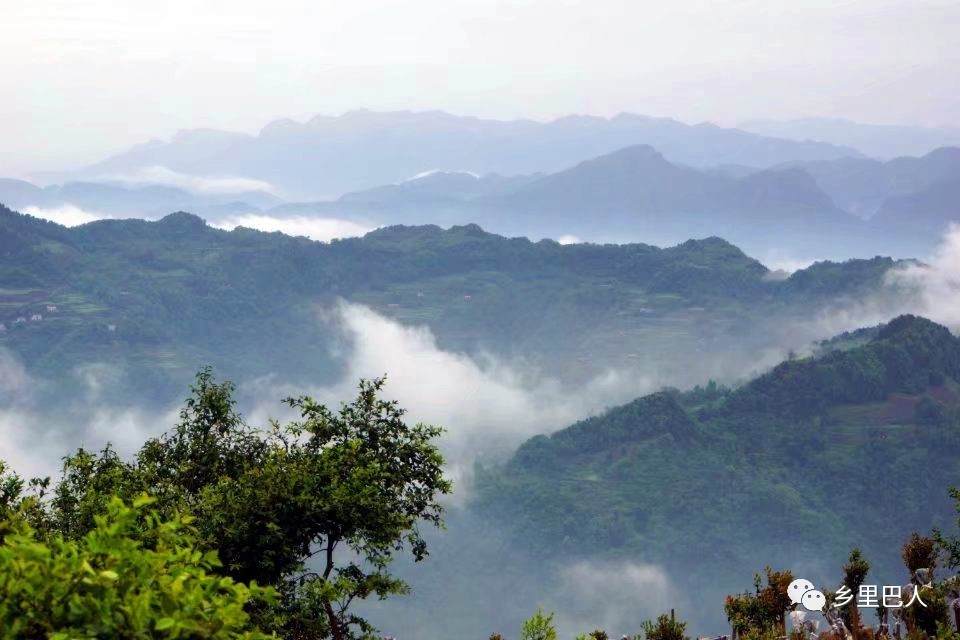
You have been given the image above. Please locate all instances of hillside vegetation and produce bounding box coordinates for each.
[477,315,960,582]
[0,205,898,402]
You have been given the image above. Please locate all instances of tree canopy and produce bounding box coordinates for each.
[7,369,451,640]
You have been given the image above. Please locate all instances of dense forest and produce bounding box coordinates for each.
[1,204,900,403]
[472,316,960,623]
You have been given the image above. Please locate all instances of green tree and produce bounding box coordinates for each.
[0,494,274,638]
[520,608,557,640]
[574,631,610,640]
[724,568,792,639]
[41,370,452,640]
[640,613,688,640]
[935,488,960,570]
[841,548,870,637]
[902,532,936,576]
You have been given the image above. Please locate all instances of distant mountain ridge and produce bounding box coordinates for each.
[0,177,279,219]
[8,141,959,260]
[59,110,861,197]
[303,143,960,258]
[785,146,960,218]
[742,117,960,159]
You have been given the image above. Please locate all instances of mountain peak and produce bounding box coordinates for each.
[876,313,954,342]
[156,211,207,229]
[727,314,960,418]
[606,144,667,162]
[921,146,960,162]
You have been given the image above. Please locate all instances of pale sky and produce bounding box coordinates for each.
[3,0,959,175]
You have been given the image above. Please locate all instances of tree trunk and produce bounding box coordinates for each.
[322,539,343,640]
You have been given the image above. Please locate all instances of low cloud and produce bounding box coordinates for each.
[0,350,31,395]
[885,223,960,327]
[402,169,479,183]
[0,355,175,480]
[0,302,643,498]
[558,234,582,245]
[761,249,822,274]
[22,203,110,227]
[104,165,277,195]
[213,214,374,242]
[550,560,681,637]
[246,302,647,500]
[803,224,960,340]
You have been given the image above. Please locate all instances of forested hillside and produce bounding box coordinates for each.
[477,315,960,583]
[0,204,899,403]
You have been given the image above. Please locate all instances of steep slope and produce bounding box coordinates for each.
[872,176,960,229]
[486,145,745,213]
[790,147,960,218]
[477,315,960,579]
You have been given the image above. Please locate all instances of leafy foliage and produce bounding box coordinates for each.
[30,369,451,640]
[724,569,793,638]
[902,533,936,575]
[935,488,960,570]
[640,613,689,640]
[0,495,273,639]
[520,608,557,640]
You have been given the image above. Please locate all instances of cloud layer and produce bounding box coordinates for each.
[886,223,960,327]
[803,223,960,339]
[212,214,374,242]
[22,204,110,227]
[0,355,176,480]
[244,302,646,498]
[104,165,277,195]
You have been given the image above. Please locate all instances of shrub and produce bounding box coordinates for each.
[0,495,274,638]
[520,608,557,640]
[640,613,688,640]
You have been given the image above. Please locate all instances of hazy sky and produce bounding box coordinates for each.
[3,0,959,175]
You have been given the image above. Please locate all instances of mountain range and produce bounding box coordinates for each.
[282,144,960,258]
[782,146,960,219]
[5,111,959,261]
[742,117,960,160]
[0,177,279,219]
[46,110,860,198]
[0,204,908,404]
